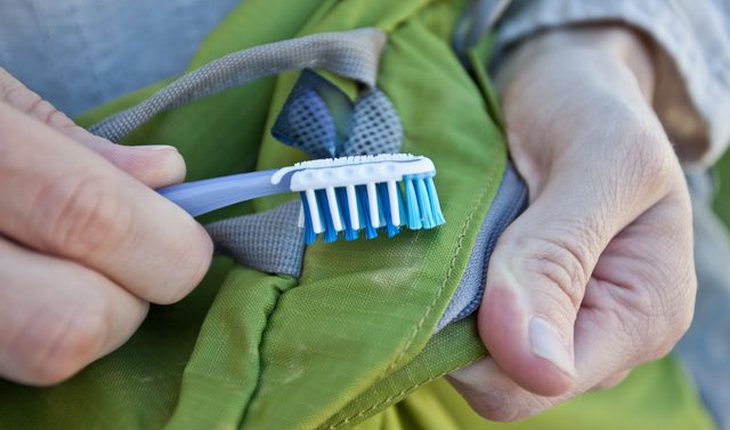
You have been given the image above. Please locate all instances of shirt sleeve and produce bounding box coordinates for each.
[493,0,730,170]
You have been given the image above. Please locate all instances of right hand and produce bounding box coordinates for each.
[0,67,213,385]
[448,26,696,420]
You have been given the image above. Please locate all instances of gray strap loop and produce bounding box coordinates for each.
[89,28,387,142]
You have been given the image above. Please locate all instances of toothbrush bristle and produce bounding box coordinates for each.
[356,185,378,239]
[316,189,338,243]
[377,182,400,237]
[292,154,444,244]
[299,192,317,244]
[299,171,445,245]
[404,178,422,230]
[425,177,446,226]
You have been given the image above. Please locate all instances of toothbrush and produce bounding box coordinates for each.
[159,153,445,244]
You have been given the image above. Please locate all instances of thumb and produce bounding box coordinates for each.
[478,154,649,396]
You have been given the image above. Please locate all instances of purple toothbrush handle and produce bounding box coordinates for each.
[158,169,289,217]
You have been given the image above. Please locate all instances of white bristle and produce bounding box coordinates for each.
[305,189,323,234]
[366,182,380,228]
[298,202,304,228]
[346,185,360,230]
[387,180,400,226]
[325,187,343,232]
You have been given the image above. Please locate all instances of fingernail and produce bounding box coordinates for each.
[132,144,179,152]
[529,316,576,377]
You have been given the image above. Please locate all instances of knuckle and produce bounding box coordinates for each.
[473,392,549,422]
[154,229,213,305]
[611,269,696,364]
[0,71,73,129]
[653,282,696,359]
[32,175,133,258]
[519,235,591,308]
[475,402,521,422]
[12,302,108,385]
[29,99,73,129]
[650,268,697,357]
[592,371,631,392]
[620,126,676,196]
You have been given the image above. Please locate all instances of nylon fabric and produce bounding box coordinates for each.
[354,358,714,430]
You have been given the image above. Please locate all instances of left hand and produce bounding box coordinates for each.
[448,26,696,420]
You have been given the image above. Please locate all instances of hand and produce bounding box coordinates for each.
[448,26,696,420]
[0,68,213,385]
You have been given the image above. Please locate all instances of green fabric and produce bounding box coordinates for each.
[356,358,714,430]
[0,0,714,429]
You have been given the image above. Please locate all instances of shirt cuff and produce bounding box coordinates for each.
[494,0,730,170]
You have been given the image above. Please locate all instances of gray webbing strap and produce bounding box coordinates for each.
[205,201,304,278]
[89,28,386,142]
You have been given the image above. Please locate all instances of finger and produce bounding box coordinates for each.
[579,187,696,366]
[591,370,631,391]
[0,67,184,188]
[478,135,675,397]
[0,102,213,304]
[0,238,148,385]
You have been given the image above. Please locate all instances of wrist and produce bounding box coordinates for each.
[495,24,656,101]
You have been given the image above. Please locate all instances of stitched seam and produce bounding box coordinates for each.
[324,355,486,429]
[383,163,499,376]
[236,277,295,428]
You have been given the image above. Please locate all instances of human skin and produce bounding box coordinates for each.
[0,68,213,385]
[448,25,696,421]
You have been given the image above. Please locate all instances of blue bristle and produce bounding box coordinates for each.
[396,183,407,227]
[425,177,445,226]
[415,177,436,229]
[356,187,367,235]
[336,187,359,241]
[376,187,386,229]
[404,178,422,230]
[356,185,378,239]
[299,192,317,244]
[316,189,338,243]
[377,183,400,238]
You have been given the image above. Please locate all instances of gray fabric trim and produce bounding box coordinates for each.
[436,163,527,332]
[205,201,304,278]
[89,28,387,142]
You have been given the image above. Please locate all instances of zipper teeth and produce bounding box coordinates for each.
[454,163,528,321]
